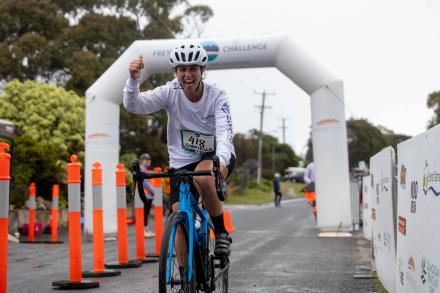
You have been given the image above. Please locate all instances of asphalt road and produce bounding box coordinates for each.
[7,198,376,292]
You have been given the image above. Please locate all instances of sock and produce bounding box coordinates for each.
[211,213,227,234]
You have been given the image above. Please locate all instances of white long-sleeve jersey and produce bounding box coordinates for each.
[123,78,235,169]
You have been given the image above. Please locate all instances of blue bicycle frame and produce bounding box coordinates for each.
[166,181,215,284]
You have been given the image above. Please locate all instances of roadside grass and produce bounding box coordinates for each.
[225,179,306,205]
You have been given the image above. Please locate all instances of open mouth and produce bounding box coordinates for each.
[184,81,195,86]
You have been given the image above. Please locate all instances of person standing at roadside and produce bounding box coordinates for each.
[139,153,155,238]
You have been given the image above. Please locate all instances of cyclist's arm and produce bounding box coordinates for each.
[214,96,234,169]
[123,78,169,114]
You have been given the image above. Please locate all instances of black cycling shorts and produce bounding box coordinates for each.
[169,153,235,206]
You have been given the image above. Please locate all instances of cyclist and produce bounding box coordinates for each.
[303,162,317,221]
[139,153,155,238]
[123,43,235,257]
[273,172,282,206]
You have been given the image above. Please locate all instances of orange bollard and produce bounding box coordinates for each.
[224,210,235,233]
[82,162,120,278]
[44,184,63,244]
[52,155,99,289]
[28,183,36,242]
[105,164,142,269]
[20,183,43,244]
[0,142,11,293]
[146,167,163,259]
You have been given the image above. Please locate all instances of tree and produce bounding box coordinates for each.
[0,0,214,94]
[427,91,440,129]
[182,5,214,37]
[233,129,300,178]
[0,80,85,204]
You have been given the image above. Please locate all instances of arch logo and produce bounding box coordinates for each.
[201,41,219,62]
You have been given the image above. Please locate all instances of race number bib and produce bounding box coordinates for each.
[180,130,216,153]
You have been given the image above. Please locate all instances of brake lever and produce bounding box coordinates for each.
[212,155,224,201]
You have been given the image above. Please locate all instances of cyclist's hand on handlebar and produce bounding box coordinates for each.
[220,163,228,181]
[129,55,144,80]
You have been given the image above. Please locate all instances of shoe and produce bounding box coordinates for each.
[214,232,232,257]
[144,227,155,238]
[8,234,19,243]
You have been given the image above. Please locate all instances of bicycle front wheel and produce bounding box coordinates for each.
[209,228,229,292]
[159,212,196,293]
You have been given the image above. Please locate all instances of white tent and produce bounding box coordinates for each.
[85,34,352,234]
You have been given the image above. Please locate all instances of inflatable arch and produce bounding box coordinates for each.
[85,34,352,234]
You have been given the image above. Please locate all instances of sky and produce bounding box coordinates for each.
[188,0,440,157]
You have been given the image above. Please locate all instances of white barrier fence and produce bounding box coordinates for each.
[362,175,372,241]
[349,178,361,231]
[369,146,397,293]
[395,124,440,293]
[363,124,440,293]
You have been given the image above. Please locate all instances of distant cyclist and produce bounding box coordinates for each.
[123,43,235,257]
[273,172,282,207]
[303,162,317,221]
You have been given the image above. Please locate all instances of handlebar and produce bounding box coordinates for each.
[132,155,225,205]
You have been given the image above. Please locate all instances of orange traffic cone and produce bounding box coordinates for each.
[223,210,235,233]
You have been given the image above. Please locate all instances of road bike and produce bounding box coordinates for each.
[132,156,229,292]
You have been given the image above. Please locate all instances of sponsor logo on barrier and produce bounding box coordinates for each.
[371,208,376,220]
[400,164,407,189]
[421,256,440,292]
[371,174,374,188]
[376,183,379,204]
[383,231,392,250]
[381,176,389,192]
[398,216,406,236]
[407,257,417,290]
[422,160,440,197]
[410,180,418,214]
[399,258,405,285]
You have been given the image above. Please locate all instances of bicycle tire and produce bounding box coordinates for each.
[208,228,229,292]
[159,212,196,293]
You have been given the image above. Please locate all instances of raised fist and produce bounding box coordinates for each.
[129,55,144,80]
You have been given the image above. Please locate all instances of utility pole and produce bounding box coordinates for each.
[255,90,275,184]
[272,144,275,173]
[280,117,288,144]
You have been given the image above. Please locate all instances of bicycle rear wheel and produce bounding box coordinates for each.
[159,212,196,293]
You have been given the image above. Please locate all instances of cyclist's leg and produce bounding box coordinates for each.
[194,154,235,257]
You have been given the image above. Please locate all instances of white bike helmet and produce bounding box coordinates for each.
[169,43,208,68]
